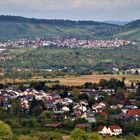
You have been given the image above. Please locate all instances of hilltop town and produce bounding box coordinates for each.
[0,38,136,49]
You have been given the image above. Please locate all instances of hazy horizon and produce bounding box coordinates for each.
[0,0,140,21]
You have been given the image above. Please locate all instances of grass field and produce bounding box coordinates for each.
[1,74,140,86]
[46,74,140,86]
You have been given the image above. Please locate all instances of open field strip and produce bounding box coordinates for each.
[46,74,140,86]
[1,74,140,86]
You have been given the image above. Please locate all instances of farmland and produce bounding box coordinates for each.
[40,74,140,86]
[1,74,140,86]
[1,46,140,74]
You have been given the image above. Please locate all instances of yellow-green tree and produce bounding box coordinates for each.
[70,128,87,140]
[88,132,102,140]
[0,121,13,140]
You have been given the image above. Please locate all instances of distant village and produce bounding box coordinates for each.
[0,37,136,48]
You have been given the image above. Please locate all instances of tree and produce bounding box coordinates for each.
[84,82,93,89]
[106,97,119,105]
[0,121,13,140]
[88,96,95,108]
[70,128,87,140]
[116,80,125,89]
[0,83,4,89]
[131,82,134,89]
[73,118,88,125]
[30,81,45,91]
[108,78,118,89]
[71,88,80,95]
[135,70,139,75]
[84,82,99,90]
[56,102,62,110]
[39,110,53,119]
[38,132,47,140]
[60,90,68,98]
[18,83,25,91]
[135,101,140,108]
[47,131,62,140]
[122,76,126,82]
[126,134,138,140]
[106,137,123,140]
[115,87,125,100]
[0,109,9,119]
[10,99,21,116]
[88,132,102,140]
[136,83,140,100]
[78,93,88,100]
[29,97,43,115]
[63,119,75,130]
[99,79,108,89]
[31,105,43,117]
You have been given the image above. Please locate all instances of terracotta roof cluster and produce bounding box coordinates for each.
[109,125,122,131]
[127,109,140,116]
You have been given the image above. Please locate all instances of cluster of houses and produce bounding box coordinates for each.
[0,37,135,48]
[113,67,140,75]
[0,86,140,136]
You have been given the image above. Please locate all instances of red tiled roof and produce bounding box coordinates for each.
[75,124,88,129]
[109,125,121,131]
[127,109,140,116]
[43,122,62,128]
[99,112,108,117]
[97,125,105,131]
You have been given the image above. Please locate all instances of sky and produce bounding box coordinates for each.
[0,0,140,21]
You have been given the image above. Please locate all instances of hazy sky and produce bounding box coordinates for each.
[0,0,140,21]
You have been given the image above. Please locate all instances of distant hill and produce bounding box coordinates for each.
[114,19,140,41]
[0,15,120,41]
[104,21,131,25]
[126,19,140,28]
[0,15,140,42]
